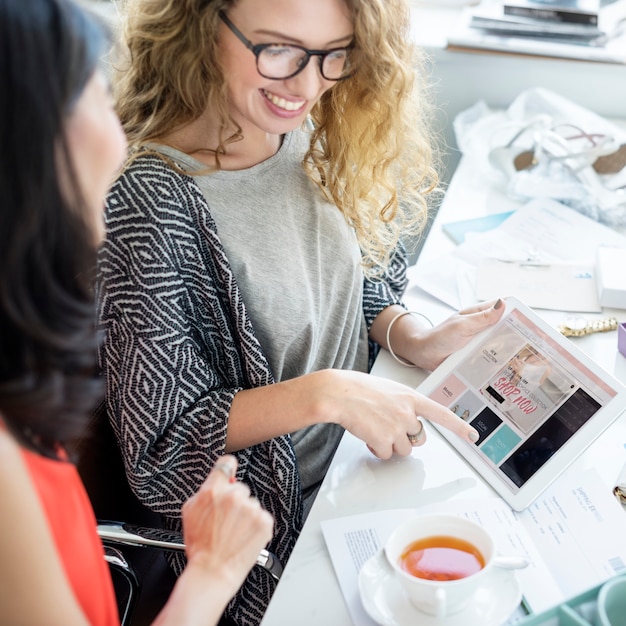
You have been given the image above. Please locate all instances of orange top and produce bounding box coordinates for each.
[22,447,119,626]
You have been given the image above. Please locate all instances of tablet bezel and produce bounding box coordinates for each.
[416,296,626,511]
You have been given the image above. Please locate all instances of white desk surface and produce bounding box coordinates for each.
[259,157,626,626]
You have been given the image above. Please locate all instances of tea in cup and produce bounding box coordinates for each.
[384,514,495,619]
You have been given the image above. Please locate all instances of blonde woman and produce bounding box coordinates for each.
[98,0,504,622]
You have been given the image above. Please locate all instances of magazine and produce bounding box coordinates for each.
[503,1,603,26]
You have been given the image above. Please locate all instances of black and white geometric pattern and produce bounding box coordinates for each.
[96,155,408,624]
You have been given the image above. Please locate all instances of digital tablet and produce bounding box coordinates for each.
[416,296,626,511]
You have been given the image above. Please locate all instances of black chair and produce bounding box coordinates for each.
[73,401,282,626]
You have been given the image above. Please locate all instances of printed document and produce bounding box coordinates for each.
[321,468,626,625]
[409,198,626,311]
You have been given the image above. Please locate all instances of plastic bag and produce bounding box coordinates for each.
[453,87,626,227]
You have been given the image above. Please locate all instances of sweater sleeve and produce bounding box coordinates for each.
[98,158,302,624]
[97,159,272,514]
[362,242,409,369]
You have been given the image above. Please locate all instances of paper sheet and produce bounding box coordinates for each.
[321,467,626,625]
[410,198,626,311]
[470,198,626,265]
[475,260,601,312]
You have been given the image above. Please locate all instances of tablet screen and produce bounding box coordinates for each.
[422,300,623,504]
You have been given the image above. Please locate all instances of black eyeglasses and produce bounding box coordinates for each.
[219,11,355,81]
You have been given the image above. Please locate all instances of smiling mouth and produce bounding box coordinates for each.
[263,89,305,112]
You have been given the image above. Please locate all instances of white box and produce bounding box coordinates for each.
[596,246,626,309]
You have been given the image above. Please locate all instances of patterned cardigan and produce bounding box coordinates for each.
[97,155,408,624]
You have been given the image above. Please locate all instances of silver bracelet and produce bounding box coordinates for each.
[385,310,434,368]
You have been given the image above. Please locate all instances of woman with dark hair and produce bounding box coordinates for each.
[0,0,273,623]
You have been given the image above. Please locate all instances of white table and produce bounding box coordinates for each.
[259,156,626,626]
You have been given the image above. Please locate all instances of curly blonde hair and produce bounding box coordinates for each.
[112,0,439,277]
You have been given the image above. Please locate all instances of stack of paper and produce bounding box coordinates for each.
[504,0,616,26]
[409,198,626,312]
[448,0,626,62]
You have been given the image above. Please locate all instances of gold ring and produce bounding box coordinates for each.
[407,419,424,446]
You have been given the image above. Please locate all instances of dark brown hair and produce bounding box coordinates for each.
[0,0,106,456]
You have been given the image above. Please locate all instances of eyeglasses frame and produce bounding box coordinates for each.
[218,11,354,82]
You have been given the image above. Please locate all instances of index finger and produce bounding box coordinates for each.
[417,395,479,444]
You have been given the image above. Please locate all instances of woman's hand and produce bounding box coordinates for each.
[181,456,274,590]
[409,298,505,371]
[153,456,274,625]
[311,369,479,460]
[373,299,505,373]
[226,300,503,458]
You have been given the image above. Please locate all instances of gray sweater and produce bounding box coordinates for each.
[156,130,368,514]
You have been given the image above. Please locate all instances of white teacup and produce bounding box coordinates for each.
[384,514,496,619]
[595,575,626,626]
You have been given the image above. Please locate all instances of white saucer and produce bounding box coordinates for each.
[358,550,522,626]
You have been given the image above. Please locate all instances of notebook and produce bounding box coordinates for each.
[442,211,515,245]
